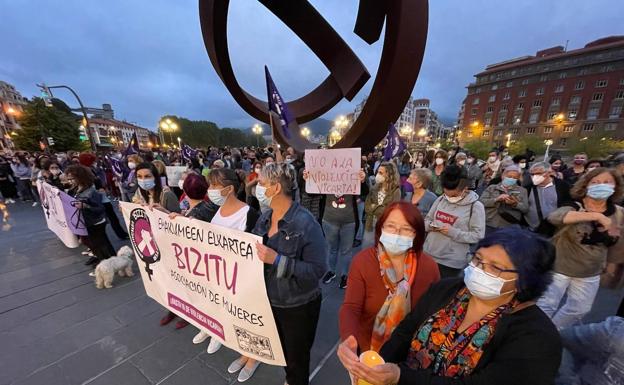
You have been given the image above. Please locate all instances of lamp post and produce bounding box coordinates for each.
[544,139,554,160]
[300,126,310,139]
[159,118,179,147]
[177,136,181,150]
[252,123,263,147]
[506,133,512,148]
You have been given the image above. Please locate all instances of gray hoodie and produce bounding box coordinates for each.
[423,191,486,269]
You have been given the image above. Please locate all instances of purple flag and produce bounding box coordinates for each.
[181,143,198,162]
[124,132,140,156]
[107,155,123,177]
[265,66,297,140]
[383,123,407,161]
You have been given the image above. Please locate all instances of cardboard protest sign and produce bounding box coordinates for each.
[119,202,285,366]
[37,181,87,247]
[304,148,361,195]
[166,166,188,187]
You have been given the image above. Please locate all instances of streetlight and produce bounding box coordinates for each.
[544,139,554,160]
[506,133,512,147]
[177,136,181,150]
[252,123,263,147]
[329,130,342,146]
[159,118,179,147]
[300,126,310,138]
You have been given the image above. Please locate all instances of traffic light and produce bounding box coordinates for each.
[38,83,53,107]
[79,125,88,141]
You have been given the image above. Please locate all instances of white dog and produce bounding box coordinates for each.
[94,246,135,289]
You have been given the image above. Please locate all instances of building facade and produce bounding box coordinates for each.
[0,81,29,151]
[88,118,154,151]
[459,36,624,150]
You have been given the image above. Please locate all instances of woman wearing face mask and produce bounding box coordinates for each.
[338,228,562,385]
[479,165,529,234]
[423,165,486,278]
[190,168,261,381]
[41,160,65,190]
[363,162,401,249]
[563,152,588,186]
[247,161,263,183]
[480,150,501,190]
[120,154,142,202]
[429,150,448,196]
[412,151,428,169]
[464,153,483,191]
[405,168,437,216]
[131,163,180,213]
[10,154,35,203]
[537,168,624,329]
[548,155,564,180]
[339,202,440,355]
[584,159,604,174]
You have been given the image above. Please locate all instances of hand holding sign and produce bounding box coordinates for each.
[256,242,278,264]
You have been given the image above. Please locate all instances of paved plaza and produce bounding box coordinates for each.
[0,201,621,385]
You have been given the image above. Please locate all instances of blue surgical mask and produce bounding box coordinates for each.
[207,188,228,206]
[379,231,413,256]
[502,177,517,187]
[255,184,273,208]
[587,184,615,200]
[138,178,156,191]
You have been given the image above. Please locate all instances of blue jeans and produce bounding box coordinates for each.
[322,220,356,276]
[557,316,624,385]
[356,200,365,241]
[537,272,600,329]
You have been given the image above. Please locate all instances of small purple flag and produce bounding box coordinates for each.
[124,132,140,156]
[107,156,123,177]
[383,123,407,161]
[181,143,198,162]
[265,66,298,140]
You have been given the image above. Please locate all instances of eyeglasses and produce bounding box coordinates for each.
[467,252,518,278]
[382,223,416,237]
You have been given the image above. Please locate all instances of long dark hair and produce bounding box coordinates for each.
[136,162,163,203]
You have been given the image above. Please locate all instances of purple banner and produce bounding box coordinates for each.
[57,189,88,236]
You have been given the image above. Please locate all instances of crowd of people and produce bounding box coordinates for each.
[1,143,624,385]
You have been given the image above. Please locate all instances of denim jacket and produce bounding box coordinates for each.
[253,202,327,308]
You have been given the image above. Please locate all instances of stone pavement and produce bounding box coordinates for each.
[0,201,621,385]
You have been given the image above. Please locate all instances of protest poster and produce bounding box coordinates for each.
[36,181,87,248]
[166,166,188,187]
[119,202,286,366]
[304,148,361,195]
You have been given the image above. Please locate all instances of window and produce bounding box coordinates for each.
[488,95,496,103]
[473,97,480,105]
[601,65,614,72]
[605,122,618,131]
[547,112,559,120]
[563,126,574,133]
[596,80,608,88]
[611,105,623,117]
[522,79,530,85]
[497,115,506,126]
[519,89,527,98]
[536,87,545,95]
[615,90,624,99]
[570,95,582,104]
[587,107,600,119]
[501,104,509,111]
[487,106,495,113]
[578,69,589,76]
[532,100,543,108]
[540,75,548,82]
[592,93,604,101]
[492,84,499,90]
[483,130,490,137]
[506,81,513,88]
[527,127,536,134]
[471,108,478,116]
[555,84,564,93]
[551,98,561,106]
[476,87,482,94]
[559,138,567,146]
[559,72,567,79]
[575,81,585,90]
[513,115,522,125]
[503,92,511,100]
[485,117,492,127]
[516,103,525,110]
[511,128,519,135]
[544,126,553,134]
[568,110,578,120]
[582,123,595,131]
[529,112,539,123]
[495,129,503,137]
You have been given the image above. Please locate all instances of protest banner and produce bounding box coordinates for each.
[166,166,188,187]
[119,202,286,366]
[36,181,87,248]
[304,148,361,195]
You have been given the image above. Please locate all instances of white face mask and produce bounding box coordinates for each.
[519,162,526,169]
[467,158,474,165]
[458,160,466,166]
[464,264,516,300]
[531,175,546,186]
[435,158,444,166]
[128,162,136,169]
[488,156,497,163]
[586,167,596,173]
[379,231,413,256]
[207,187,228,206]
[254,167,262,174]
[375,174,385,184]
[445,192,464,204]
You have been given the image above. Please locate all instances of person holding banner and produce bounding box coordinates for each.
[363,162,402,249]
[132,163,180,214]
[339,202,440,354]
[252,162,327,385]
[65,165,114,267]
[41,160,65,190]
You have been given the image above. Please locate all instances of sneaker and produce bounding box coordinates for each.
[339,275,348,289]
[237,360,260,382]
[192,331,209,344]
[322,271,336,284]
[207,338,222,354]
[88,271,96,277]
[32,202,38,207]
[227,356,248,374]
[84,256,99,266]
[175,319,189,329]
[160,312,176,326]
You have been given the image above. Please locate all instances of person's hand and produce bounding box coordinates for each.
[504,195,518,206]
[496,194,510,202]
[148,203,162,211]
[256,242,278,264]
[349,362,401,385]
[594,213,612,230]
[438,223,451,235]
[302,169,309,180]
[337,336,360,377]
[359,169,366,183]
[168,212,181,220]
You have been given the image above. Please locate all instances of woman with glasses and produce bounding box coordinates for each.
[339,202,440,355]
[338,227,562,385]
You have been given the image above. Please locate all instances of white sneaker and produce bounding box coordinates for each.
[192,330,209,344]
[32,202,38,207]
[206,338,222,354]
[227,357,248,374]
[237,360,260,382]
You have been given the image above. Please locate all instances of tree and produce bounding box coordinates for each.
[463,140,494,160]
[508,136,547,158]
[567,136,624,158]
[15,98,86,152]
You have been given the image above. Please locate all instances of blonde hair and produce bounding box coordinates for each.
[379,161,400,192]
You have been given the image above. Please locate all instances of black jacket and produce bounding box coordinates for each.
[380,278,562,385]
